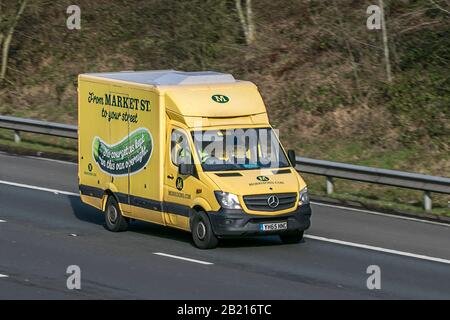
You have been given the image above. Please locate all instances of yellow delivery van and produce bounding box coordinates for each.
[78,70,311,249]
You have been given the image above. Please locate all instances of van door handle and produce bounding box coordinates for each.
[167,174,174,180]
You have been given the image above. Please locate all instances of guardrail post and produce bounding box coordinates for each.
[326,176,334,195]
[424,191,432,212]
[14,130,21,143]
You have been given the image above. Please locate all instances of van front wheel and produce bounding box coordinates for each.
[192,211,218,249]
[104,196,129,232]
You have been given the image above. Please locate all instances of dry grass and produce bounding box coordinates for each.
[0,0,447,181]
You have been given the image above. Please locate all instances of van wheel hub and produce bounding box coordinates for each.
[197,221,207,240]
[107,206,118,224]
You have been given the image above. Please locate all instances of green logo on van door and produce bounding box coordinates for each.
[211,95,229,103]
[176,177,184,191]
[92,127,153,176]
[257,176,269,182]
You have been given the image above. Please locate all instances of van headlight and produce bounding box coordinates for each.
[299,187,309,205]
[214,191,242,209]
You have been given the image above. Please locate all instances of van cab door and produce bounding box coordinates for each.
[163,124,200,230]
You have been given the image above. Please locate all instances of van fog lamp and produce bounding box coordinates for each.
[214,191,242,210]
[299,187,309,205]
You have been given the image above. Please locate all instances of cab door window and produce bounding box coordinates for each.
[171,129,192,166]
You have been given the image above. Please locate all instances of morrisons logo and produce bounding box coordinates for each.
[211,95,230,103]
[176,177,184,191]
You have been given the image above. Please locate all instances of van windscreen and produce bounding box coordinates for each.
[192,128,290,172]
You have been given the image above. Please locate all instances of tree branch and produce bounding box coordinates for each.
[429,0,450,15]
[235,0,255,45]
[246,0,255,44]
[0,0,27,81]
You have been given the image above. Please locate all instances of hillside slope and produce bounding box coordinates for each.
[0,0,448,177]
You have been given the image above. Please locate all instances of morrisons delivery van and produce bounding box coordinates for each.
[78,70,311,249]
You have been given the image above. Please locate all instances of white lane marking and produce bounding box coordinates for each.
[153,252,213,265]
[0,274,9,278]
[24,156,77,166]
[0,152,76,166]
[0,180,79,197]
[311,201,450,227]
[0,220,6,223]
[305,234,450,265]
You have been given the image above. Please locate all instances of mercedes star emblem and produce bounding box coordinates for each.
[267,195,280,208]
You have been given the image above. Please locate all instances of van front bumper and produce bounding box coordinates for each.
[207,204,312,238]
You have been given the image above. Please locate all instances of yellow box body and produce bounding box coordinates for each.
[78,71,307,233]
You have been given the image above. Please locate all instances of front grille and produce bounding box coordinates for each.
[243,193,297,212]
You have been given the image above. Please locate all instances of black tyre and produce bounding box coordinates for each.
[104,196,129,232]
[191,211,218,249]
[280,231,304,244]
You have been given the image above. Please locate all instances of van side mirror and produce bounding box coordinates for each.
[287,150,296,167]
[179,163,194,176]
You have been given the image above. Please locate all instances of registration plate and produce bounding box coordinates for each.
[260,221,288,231]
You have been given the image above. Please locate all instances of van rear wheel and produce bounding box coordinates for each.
[192,211,218,249]
[105,196,129,232]
[280,231,304,244]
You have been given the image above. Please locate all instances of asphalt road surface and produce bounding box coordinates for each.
[0,152,449,299]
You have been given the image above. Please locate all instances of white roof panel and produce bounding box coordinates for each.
[85,70,236,86]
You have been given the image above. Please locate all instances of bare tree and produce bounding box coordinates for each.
[0,0,28,83]
[379,0,392,83]
[235,0,255,45]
